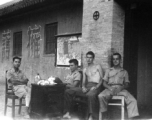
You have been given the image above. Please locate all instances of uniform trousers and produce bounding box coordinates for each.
[64,82,100,119]
[98,88,139,118]
[13,85,31,107]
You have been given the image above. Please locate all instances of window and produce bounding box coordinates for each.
[13,32,22,56]
[45,23,57,54]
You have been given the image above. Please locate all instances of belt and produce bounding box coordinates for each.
[109,84,123,86]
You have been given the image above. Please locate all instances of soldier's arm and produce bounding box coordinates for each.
[66,71,81,88]
[123,71,129,89]
[66,81,79,88]
[95,64,103,89]
[9,78,25,85]
[82,68,88,93]
[115,70,130,94]
[7,71,28,85]
[21,73,29,85]
[103,69,114,91]
[118,71,130,91]
[82,68,87,88]
[7,71,21,85]
[103,81,113,91]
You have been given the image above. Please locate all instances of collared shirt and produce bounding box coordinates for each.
[103,67,129,85]
[7,68,28,86]
[65,70,81,86]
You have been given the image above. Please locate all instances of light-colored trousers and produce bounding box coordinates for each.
[98,88,139,118]
[13,85,31,107]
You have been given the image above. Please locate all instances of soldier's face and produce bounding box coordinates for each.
[112,55,121,66]
[86,54,94,64]
[13,59,21,68]
[69,63,77,72]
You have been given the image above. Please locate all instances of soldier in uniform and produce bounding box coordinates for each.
[98,53,139,120]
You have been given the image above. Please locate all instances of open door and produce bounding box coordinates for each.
[123,6,138,98]
[124,3,152,107]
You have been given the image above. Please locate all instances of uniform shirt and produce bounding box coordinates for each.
[7,68,28,86]
[65,70,81,86]
[103,67,129,85]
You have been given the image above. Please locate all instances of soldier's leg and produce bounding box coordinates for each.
[63,87,82,118]
[98,89,112,112]
[98,89,112,120]
[117,90,139,118]
[86,88,100,119]
[13,85,30,118]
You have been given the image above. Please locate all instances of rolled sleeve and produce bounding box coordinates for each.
[124,71,130,83]
[6,70,14,87]
[22,73,28,81]
[6,71,12,82]
[73,72,81,81]
[103,69,110,82]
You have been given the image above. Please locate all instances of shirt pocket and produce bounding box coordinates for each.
[117,76,124,84]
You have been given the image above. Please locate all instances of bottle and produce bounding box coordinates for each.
[34,73,41,84]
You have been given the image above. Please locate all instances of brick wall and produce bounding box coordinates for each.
[82,0,125,70]
[112,1,125,65]
[0,3,82,83]
[0,0,125,83]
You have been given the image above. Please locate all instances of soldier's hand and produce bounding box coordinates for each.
[90,86,97,91]
[114,87,123,95]
[109,87,116,95]
[82,87,88,93]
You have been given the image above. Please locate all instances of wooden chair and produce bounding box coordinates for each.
[99,95,125,120]
[4,70,25,118]
[72,91,88,119]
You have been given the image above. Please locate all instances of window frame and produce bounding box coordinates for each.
[13,31,22,57]
[44,22,58,56]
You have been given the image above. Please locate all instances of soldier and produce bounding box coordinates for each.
[98,53,139,120]
[82,51,103,120]
[7,56,31,118]
[63,59,81,119]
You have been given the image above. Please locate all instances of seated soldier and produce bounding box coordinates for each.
[63,59,81,119]
[81,51,103,120]
[64,51,103,120]
[98,53,139,120]
[6,56,31,118]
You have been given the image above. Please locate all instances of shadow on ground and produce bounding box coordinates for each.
[0,81,152,120]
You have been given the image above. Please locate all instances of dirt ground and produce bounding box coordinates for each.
[0,81,24,120]
[0,80,152,120]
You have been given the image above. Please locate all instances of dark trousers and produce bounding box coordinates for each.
[64,83,100,119]
[64,87,82,113]
[84,83,100,119]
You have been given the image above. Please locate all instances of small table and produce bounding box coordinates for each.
[30,83,66,119]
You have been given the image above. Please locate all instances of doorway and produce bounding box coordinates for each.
[124,3,152,107]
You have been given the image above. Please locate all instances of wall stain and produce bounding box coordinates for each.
[2,30,11,62]
[27,25,42,58]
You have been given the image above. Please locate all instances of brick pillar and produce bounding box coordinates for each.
[111,1,125,64]
[82,0,125,69]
